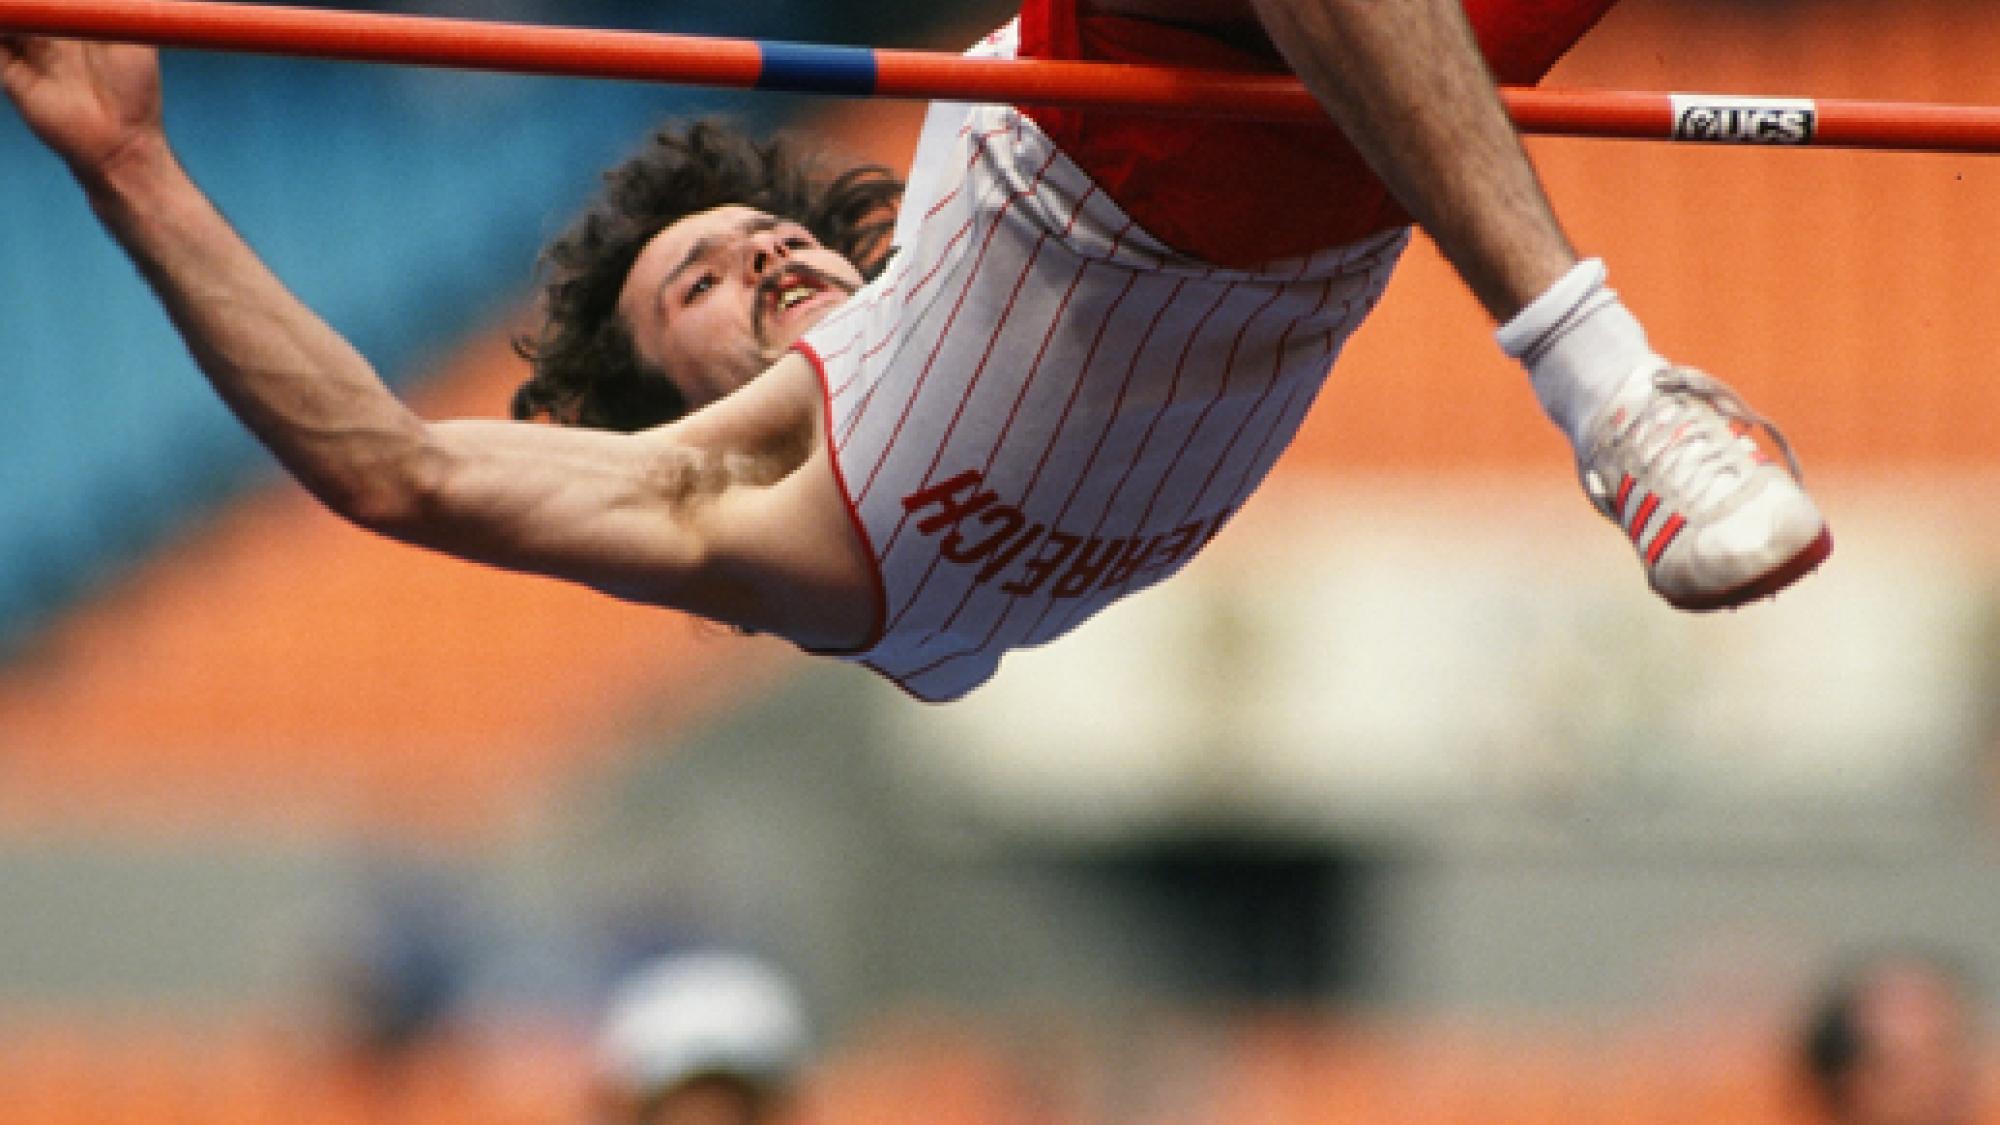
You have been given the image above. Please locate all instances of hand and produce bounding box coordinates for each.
[1,35,164,178]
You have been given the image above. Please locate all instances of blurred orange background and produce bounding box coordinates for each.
[6,0,1997,843]
[2,1,1998,1120]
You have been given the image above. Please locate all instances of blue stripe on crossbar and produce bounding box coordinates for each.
[755,41,879,95]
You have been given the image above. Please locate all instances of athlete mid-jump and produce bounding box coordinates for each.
[1,0,1830,702]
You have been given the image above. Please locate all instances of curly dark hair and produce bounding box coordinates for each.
[511,119,902,432]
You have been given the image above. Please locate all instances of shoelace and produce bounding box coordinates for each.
[1599,367,1805,517]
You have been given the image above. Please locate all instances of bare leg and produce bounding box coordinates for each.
[1091,0,1829,610]
[1245,0,1574,321]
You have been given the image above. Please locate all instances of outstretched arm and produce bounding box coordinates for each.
[0,36,854,637]
[2,35,430,525]
[1245,0,1575,321]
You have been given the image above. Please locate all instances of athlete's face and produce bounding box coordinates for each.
[618,204,863,413]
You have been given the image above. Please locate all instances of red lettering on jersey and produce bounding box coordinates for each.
[1144,506,1237,578]
[977,523,1046,584]
[941,504,1025,564]
[903,470,996,535]
[1003,531,1082,597]
[1148,519,1204,575]
[904,466,1236,601]
[1100,533,1161,591]
[1053,535,1122,598]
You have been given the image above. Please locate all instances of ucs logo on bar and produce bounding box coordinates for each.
[1670,94,1817,144]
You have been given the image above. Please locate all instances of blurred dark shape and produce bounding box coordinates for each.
[1802,949,1980,1125]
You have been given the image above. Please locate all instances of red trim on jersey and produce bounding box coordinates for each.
[791,339,890,658]
[1014,0,1618,267]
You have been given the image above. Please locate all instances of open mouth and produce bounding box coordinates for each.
[755,265,852,343]
[776,281,821,311]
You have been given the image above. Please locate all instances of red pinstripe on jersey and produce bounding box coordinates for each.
[796,24,1406,701]
[850,142,1062,517]
[832,125,998,451]
[1169,280,1342,526]
[902,258,1142,655]
[875,238,1096,640]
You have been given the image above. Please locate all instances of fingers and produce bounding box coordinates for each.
[1,34,96,60]
[0,33,54,69]
[1,35,96,90]
[0,34,29,90]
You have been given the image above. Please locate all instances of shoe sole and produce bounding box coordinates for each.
[1664,526,1834,612]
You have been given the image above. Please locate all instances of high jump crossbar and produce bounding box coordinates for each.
[4,0,2000,153]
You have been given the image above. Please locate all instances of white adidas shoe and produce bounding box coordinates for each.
[1578,364,1832,610]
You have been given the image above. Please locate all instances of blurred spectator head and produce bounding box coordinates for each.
[595,950,809,1125]
[1802,949,1978,1125]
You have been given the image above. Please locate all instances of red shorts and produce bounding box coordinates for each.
[1016,0,1618,265]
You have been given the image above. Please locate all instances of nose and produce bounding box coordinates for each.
[740,228,791,282]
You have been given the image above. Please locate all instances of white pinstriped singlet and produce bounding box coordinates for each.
[793,23,1408,702]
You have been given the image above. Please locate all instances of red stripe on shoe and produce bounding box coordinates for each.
[1628,494,1660,542]
[1645,512,1686,566]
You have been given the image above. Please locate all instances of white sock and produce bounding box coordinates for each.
[1497,258,1663,447]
